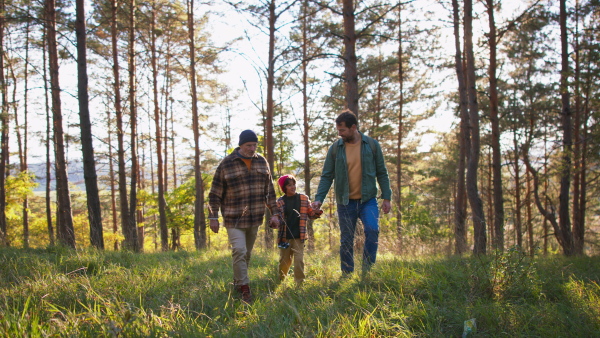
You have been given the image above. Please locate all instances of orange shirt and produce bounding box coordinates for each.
[345,141,362,199]
[241,158,252,170]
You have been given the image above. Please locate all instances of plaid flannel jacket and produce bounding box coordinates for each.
[208,149,279,228]
[276,193,320,243]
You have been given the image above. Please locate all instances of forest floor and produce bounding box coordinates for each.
[0,246,599,337]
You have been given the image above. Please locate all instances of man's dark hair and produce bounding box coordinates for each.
[283,176,296,194]
[335,109,358,128]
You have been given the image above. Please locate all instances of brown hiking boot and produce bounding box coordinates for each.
[239,284,252,303]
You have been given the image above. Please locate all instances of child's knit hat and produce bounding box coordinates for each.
[278,175,292,193]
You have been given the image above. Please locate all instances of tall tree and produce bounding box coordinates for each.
[485,0,504,251]
[342,0,358,116]
[0,0,8,247]
[47,0,75,248]
[464,0,486,254]
[451,0,468,255]
[127,0,140,251]
[188,0,206,249]
[557,0,574,255]
[111,0,131,251]
[76,0,104,249]
[149,1,168,251]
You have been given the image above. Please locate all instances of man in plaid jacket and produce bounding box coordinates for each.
[208,130,280,303]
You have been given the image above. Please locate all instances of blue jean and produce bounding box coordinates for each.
[338,198,380,273]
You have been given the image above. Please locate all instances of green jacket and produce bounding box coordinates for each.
[315,132,392,205]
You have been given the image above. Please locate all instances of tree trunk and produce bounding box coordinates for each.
[47,0,76,248]
[301,0,314,251]
[571,3,583,255]
[112,0,130,250]
[127,0,140,252]
[342,0,359,116]
[76,0,104,249]
[107,109,118,250]
[557,0,573,256]
[188,0,206,250]
[464,0,486,254]
[513,133,522,248]
[150,6,168,251]
[42,22,54,246]
[396,3,404,253]
[0,0,8,247]
[264,0,276,248]
[451,0,467,255]
[486,0,504,251]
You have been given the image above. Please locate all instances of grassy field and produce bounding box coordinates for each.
[0,246,599,337]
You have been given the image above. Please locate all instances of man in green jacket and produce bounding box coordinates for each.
[312,110,392,274]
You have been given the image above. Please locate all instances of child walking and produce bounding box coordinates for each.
[275,175,322,285]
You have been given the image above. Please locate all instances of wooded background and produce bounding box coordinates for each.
[0,0,598,257]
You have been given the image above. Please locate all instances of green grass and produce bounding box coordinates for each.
[0,246,599,337]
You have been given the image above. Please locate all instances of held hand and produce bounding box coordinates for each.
[209,219,220,233]
[381,200,391,214]
[311,201,322,210]
[269,215,280,228]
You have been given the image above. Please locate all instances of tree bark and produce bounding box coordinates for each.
[42,21,54,246]
[396,3,404,253]
[557,0,573,256]
[464,0,486,254]
[112,0,130,250]
[264,0,276,248]
[342,0,359,116]
[76,0,104,249]
[150,5,168,251]
[451,0,467,255]
[127,0,140,252]
[47,0,76,248]
[0,0,9,247]
[301,0,314,252]
[486,0,504,251]
[188,0,206,250]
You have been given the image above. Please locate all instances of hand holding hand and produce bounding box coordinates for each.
[269,215,280,229]
[311,201,322,210]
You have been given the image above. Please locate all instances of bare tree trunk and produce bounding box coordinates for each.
[557,0,573,256]
[264,0,276,248]
[513,133,522,248]
[188,0,206,250]
[342,0,359,116]
[526,169,534,255]
[0,0,8,247]
[112,0,130,250]
[42,22,54,246]
[14,19,31,248]
[76,0,104,249]
[300,0,315,252]
[572,2,583,255]
[127,0,140,252]
[464,0,486,254]
[150,6,168,251]
[486,0,504,251]
[107,109,118,250]
[451,0,467,255]
[47,0,76,248]
[396,3,404,253]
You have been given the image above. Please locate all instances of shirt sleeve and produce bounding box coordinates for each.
[314,143,336,203]
[374,139,392,201]
[208,163,225,218]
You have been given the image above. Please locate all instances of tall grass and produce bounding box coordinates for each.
[1,247,599,337]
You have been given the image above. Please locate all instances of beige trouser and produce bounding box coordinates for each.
[278,239,305,284]
[226,226,259,286]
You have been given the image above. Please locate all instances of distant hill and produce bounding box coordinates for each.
[28,160,112,192]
